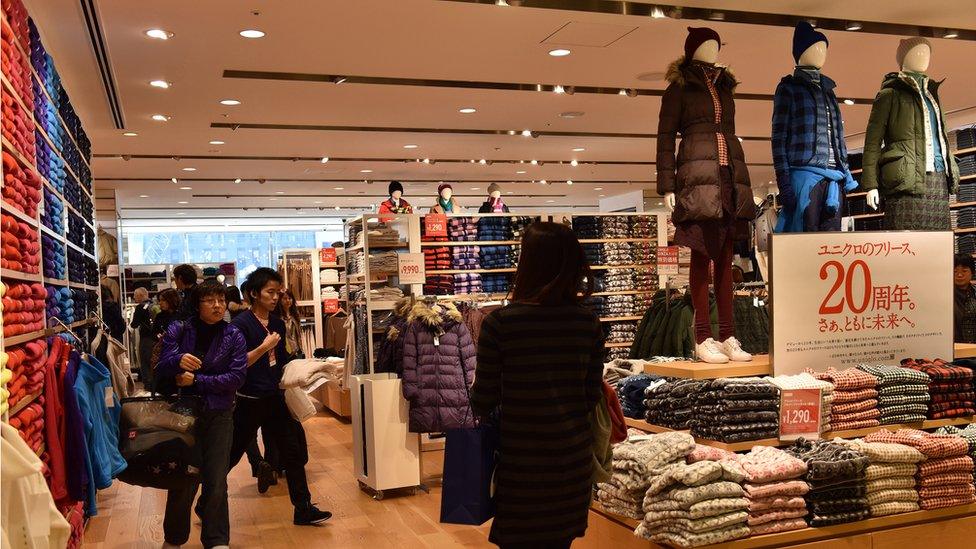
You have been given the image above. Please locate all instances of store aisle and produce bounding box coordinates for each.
[82,414,492,548]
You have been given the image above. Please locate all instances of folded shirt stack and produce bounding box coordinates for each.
[631,215,656,239]
[1,215,40,274]
[606,320,637,344]
[606,294,635,317]
[476,216,511,241]
[855,363,931,424]
[601,216,631,239]
[733,446,811,535]
[369,251,399,273]
[41,234,66,280]
[4,340,47,410]
[595,431,696,519]
[572,216,600,239]
[40,187,64,234]
[46,285,75,324]
[423,275,453,296]
[689,378,780,443]
[633,266,658,291]
[812,367,880,431]
[423,246,450,270]
[768,373,834,432]
[605,242,634,266]
[481,273,509,295]
[899,359,976,419]
[582,243,605,266]
[935,424,976,483]
[631,241,655,265]
[645,379,707,429]
[864,428,975,510]
[584,296,607,317]
[448,216,478,241]
[636,459,750,547]
[590,271,607,293]
[452,273,482,294]
[479,245,512,269]
[319,269,340,284]
[607,347,630,361]
[835,438,924,517]
[368,286,404,302]
[605,268,633,294]
[2,282,46,337]
[510,216,536,266]
[367,223,403,246]
[450,246,480,270]
[616,373,663,419]
[785,439,871,526]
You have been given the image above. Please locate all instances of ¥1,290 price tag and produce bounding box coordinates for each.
[778,388,822,441]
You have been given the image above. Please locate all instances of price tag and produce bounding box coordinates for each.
[319,247,337,265]
[778,388,822,441]
[656,246,679,275]
[397,253,426,285]
[424,214,448,237]
[322,298,339,314]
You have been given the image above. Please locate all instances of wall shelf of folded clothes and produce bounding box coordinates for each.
[426,268,517,274]
[951,201,976,209]
[0,199,39,229]
[600,316,644,322]
[606,341,635,348]
[419,240,520,246]
[6,390,41,417]
[851,212,884,220]
[957,147,976,156]
[962,174,976,182]
[1,267,42,283]
[954,228,976,234]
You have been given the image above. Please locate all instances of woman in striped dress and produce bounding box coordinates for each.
[471,221,605,548]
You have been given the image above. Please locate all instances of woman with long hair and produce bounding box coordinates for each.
[470,221,604,549]
[276,288,304,358]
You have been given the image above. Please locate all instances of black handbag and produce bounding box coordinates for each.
[117,392,202,490]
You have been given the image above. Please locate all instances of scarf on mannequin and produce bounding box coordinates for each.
[438,197,454,212]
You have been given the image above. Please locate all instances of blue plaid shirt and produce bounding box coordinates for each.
[771,69,849,189]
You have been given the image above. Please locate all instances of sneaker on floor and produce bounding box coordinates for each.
[696,338,729,364]
[294,503,333,526]
[718,336,752,362]
[257,460,275,494]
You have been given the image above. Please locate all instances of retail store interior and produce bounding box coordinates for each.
[2,1,976,548]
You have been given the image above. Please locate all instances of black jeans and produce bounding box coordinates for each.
[229,394,311,508]
[164,409,234,548]
[245,430,280,475]
[137,334,155,391]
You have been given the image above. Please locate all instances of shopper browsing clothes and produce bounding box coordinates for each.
[228,268,332,525]
[471,221,604,549]
[156,280,248,549]
[954,254,976,343]
[277,288,305,358]
[173,263,199,320]
[129,287,155,388]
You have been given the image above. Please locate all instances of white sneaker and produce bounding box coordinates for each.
[696,338,729,364]
[718,337,752,362]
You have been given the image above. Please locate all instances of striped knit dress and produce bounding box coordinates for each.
[471,303,605,545]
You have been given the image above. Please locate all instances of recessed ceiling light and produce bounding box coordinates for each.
[275,191,285,195]
[149,80,171,89]
[123,132,138,137]
[506,191,513,194]
[334,186,344,190]
[530,160,538,165]
[152,114,170,121]
[548,48,571,57]
[234,178,242,184]
[360,169,373,173]
[182,167,197,172]
[540,179,548,185]
[179,186,192,190]
[145,29,173,40]
[572,147,585,152]
[139,194,149,198]
[599,194,605,197]
[843,99,855,105]
[594,187,603,190]
[559,111,585,119]
[944,29,959,39]
[459,107,477,114]
[521,129,532,137]
[846,21,863,31]
[320,157,330,163]
[570,160,579,167]
[553,85,566,94]
[314,200,322,204]
[239,29,265,38]
[219,99,241,106]
[737,136,743,142]
[403,144,419,149]
[334,205,341,210]
[209,140,225,145]
[178,200,188,204]
[566,180,573,185]
[170,178,178,184]
[269,197,278,201]
[470,187,480,190]
[177,212,186,215]
[516,170,526,174]
[651,7,666,18]
[546,199,555,203]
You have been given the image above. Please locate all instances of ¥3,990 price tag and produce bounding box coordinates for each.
[778,388,822,442]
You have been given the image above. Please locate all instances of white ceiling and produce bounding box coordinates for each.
[21,0,976,223]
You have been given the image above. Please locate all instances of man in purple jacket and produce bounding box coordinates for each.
[156,280,248,549]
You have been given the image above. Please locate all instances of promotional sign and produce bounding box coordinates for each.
[779,388,822,441]
[397,253,426,285]
[424,214,448,238]
[319,247,337,265]
[771,231,952,375]
[657,246,679,275]
[322,298,339,314]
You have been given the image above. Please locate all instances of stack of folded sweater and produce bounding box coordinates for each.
[369,251,399,273]
[452,273,482,294]
[582,243,605,266]
[41,187,64,234]
[510,216,536,266]
[41,234,66,280]
[67,247,85,284]
[481,274,509,294]
[631,215,656,238]
[46,285,74,324]
[864,428,975,509]
[451,246,479,270]
[737,446,810,534]
[572,216,600,239]
[423,239,451,295]
[606,320,637,344]
[319,268,340,285]
[9,398,45,456]
[632,241,655,264]
[584,296,607,317]
[2,282,45,336]
[595,431,696,520]
[812,367,880,431]
[605,268,633,294]
[636,455,750,546]
[4,340,47,410]
[476,216,510,241]
[689,378,780,443]
[935,424,976,483]
[856,364,930,424]
[645,379,707,429]
[616,373,662,419]
[899,359,975,419]
[605,242,633,266]
[786,439,870,526]
[1,152,41,218]
[479,245,511,269]
[606,294,635,317]
[769,373,834,432]
[2,214,40,274]
[601,216,630,238]
[448,217,478,241]
[838,438,923,517]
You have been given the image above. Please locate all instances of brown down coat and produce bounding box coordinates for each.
[656,57,755,223]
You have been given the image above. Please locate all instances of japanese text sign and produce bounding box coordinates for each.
[779,388,822,441]
[424,214,447,238]
[322,298,339,314]
[657,246,679,275]
[397,253,426,285]
[771,232,952,375]
[319,247,337,265]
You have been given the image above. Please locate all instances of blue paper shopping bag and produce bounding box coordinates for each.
[439,421,499,525]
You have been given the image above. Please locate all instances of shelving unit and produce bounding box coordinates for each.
[278,249,322,352]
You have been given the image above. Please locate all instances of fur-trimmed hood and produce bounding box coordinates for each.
[407,301,463,334]
[385,296,417,341]
[665,56,738,90]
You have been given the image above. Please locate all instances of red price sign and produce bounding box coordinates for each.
[778,388,822,441]
[424,214,447,237]
[322,298,339,314]
[319,247,337,265]
[657,246,679,275]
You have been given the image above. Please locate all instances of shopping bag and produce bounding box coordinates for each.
[117,394,201,490]
[439,421,499,525]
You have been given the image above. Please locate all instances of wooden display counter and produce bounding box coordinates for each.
[579,502,976,549]
[315,380,351,418]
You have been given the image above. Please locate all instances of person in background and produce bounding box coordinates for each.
[471,221,603,549]
[954,254,976,343]
[277,288,304,359]
[228,268,332,525]
[156,280,248,549]
[153,289,181,342]
[173,264,199,320]
[129,287,155,388]
[225,284,248,320]
[100,285,126,341]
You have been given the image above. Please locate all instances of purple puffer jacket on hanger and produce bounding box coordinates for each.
[401,301,477,433]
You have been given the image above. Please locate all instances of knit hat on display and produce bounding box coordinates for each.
[437,183,453,195]
[792,21,828,63]
[684,27,721,61]
[388,181,403,196]
[896,37,931,67]
[487,183,501,195]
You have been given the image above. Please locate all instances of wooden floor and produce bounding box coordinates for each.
[83,412,493,548]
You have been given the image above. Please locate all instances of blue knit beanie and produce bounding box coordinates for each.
[792,21,828,63]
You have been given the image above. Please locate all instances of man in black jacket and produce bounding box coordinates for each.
[173,263,198,320]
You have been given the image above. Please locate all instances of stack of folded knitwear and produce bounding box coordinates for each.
[835,438,924,517]
[768,373,834,432]
[785,439,871,526]
[582,243,605,266]
[631,215,656,239]
[510,216,536,266]
[606,294,635,317]
[605,242,633,266]
[479,246,511,269]
[605,268,633,294]
[635,447,751,546]
[448,216,478,241]
[601,216,630,239]
[369,251,399,273]
[616,373,662,419]
[856,364,930,424]
[935,424,976,483]
[689,378,780,443]
[481,274,509,294]
[864,428,975,509]
[590,271,607,293]
[737,446,810,534]
[584,296,607,317]
[899,359,976,419]
[645,379,707,429]
[452,273,482,294]
[595,431,696,520]
[812,367,880,431]
[423,225,451,295]
[476,216,510,241]
[451,246,481,294]
[572,216,600,239]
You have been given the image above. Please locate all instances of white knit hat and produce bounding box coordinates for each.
[896,37,931,67]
